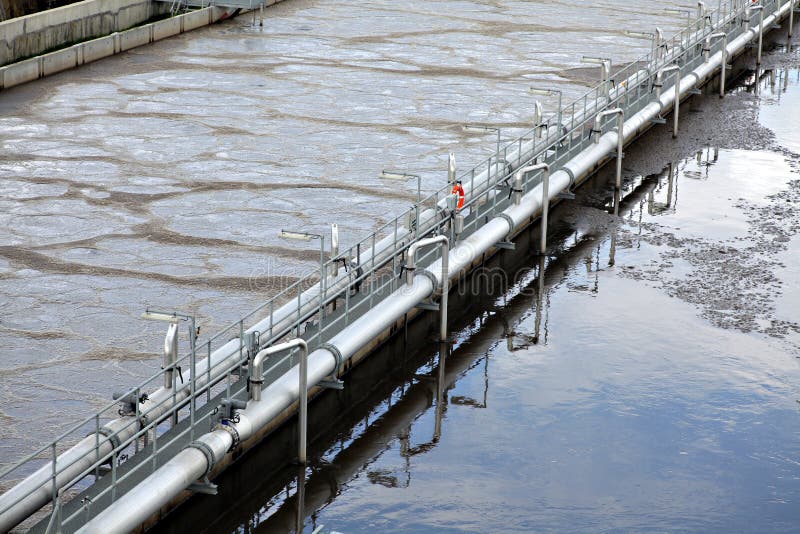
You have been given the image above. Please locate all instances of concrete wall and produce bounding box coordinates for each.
[0,6,230,90]
[0,0,170,66]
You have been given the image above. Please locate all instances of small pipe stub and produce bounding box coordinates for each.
[112,391,148,417]
[447,153,456,184]
[454,213,465,235]
[243,331,260,361]
[217,398,246,425]
[510,171,524,205]
[402,264,416,285]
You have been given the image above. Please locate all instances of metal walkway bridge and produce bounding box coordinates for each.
[161,0,269,16]
[0,0,796,531]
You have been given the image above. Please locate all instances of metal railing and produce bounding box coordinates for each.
[0,0,787,531]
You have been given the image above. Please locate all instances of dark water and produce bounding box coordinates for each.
[155,46,800,534]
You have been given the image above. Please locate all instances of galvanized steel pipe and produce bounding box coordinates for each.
[406,236,449,341]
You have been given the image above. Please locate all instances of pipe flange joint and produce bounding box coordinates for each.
[320,342,343,375]
[496,213,515,240]
[563,166,576,189]
[94,426,121,451]
[212,422,240,452]
[186,440,217,477]
[418,269,440,292]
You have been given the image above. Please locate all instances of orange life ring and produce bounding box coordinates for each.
[451,182,465,210]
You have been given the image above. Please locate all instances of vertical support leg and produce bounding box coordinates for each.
[757,12,763,66]
[533,255,545,343]
[666,162,675,208]
[673,71,680,138]
[260,4,264,27]
[299,347,307,464]
[615,115,623,189]
[295,466,305,533]
[609,189,620,267]
[720,40,727,98]
[791,0,795,39]
[439,244,449,342]
[434,342,447,441]
[540,170,550,254]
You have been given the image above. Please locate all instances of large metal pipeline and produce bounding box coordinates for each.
[75,4,792,529]
[3,2,788,530]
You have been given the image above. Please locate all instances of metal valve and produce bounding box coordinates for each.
[217,399,247,424]
[112,391,148,416]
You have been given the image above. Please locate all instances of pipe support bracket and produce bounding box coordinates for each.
[417,269,440,292]
[320,342,344,377]
[495,213,515,240]
[562,166,576,189]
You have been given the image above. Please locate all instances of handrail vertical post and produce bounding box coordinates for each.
[94,414,100,480]
[50,443,57,512]
[134,387,140,454]
[190,315,197,441]
[299,344,307,464]
[206,342,211,403]
[319,235,325,335]
[616,112,624,188]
